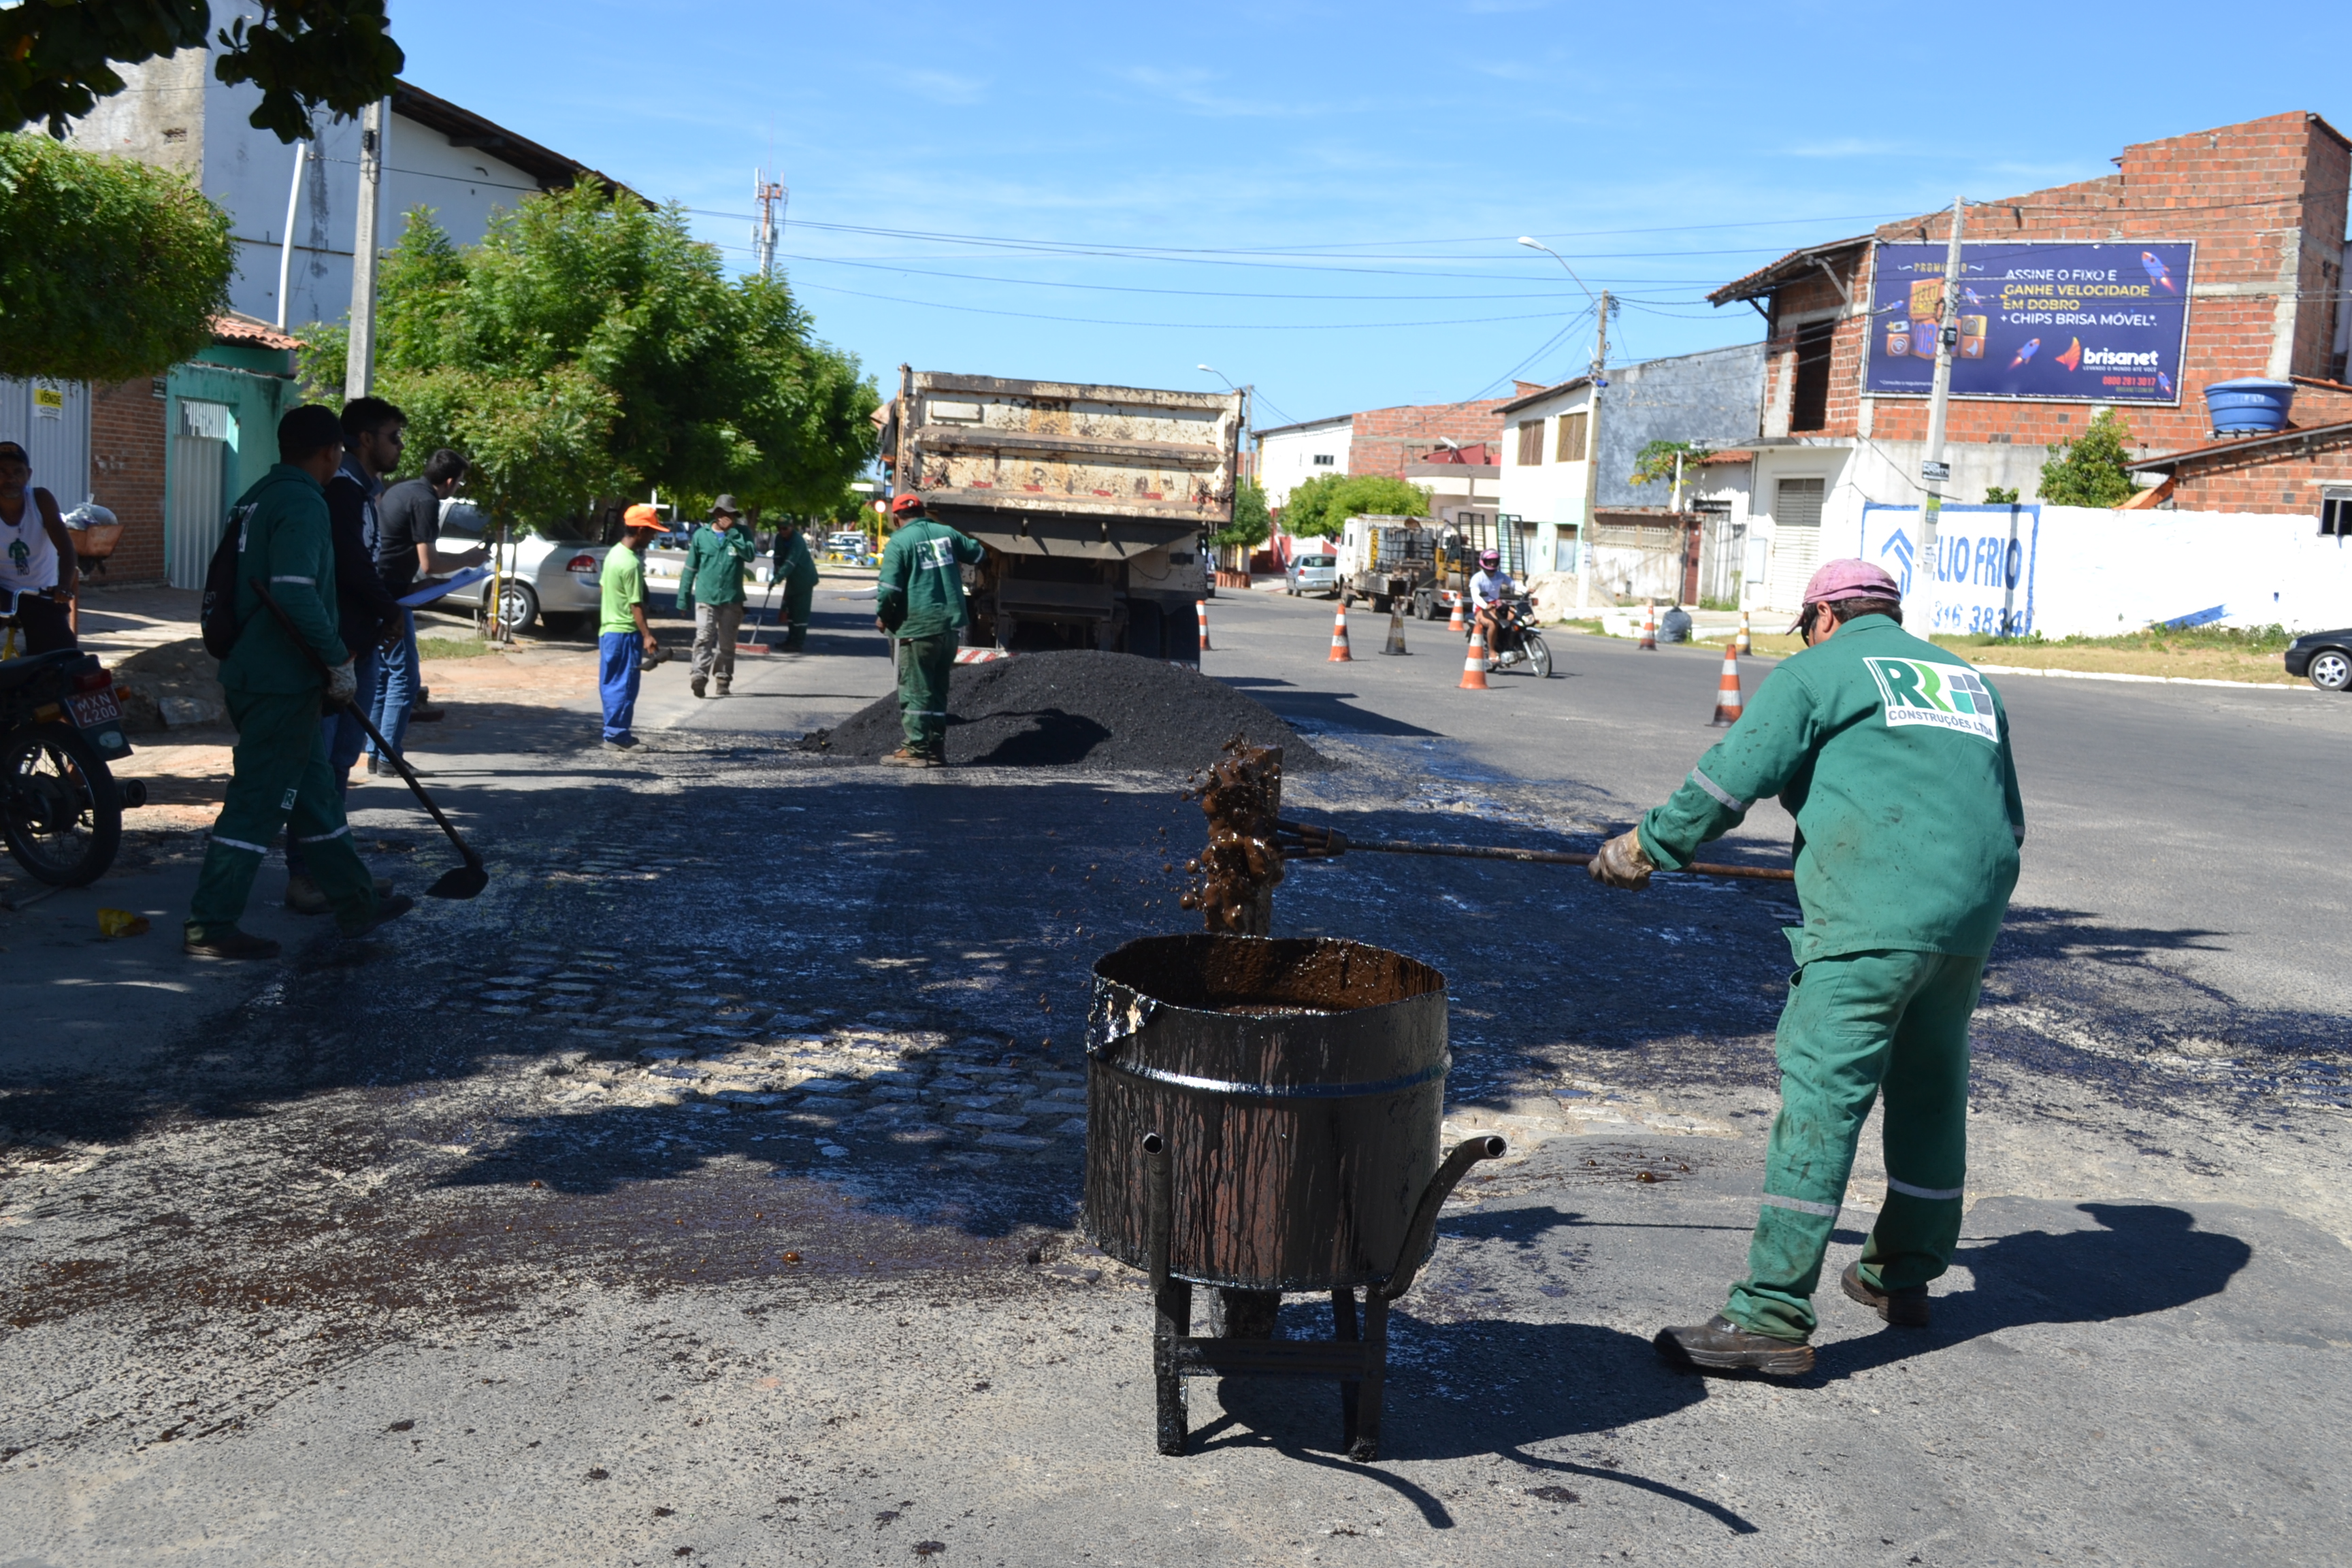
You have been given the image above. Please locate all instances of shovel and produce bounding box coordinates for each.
[1273,819,1795,882]
[251,583,489,900]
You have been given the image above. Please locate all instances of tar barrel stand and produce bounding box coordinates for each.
[1083,934,1507,1461]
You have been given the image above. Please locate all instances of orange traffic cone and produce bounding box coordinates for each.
[1639,601,1657,651]
[1458,625,1491,689]
[1197,598,1211,651]
[1447,594,1466,634]
[1735,610,1752,657]
[1327,602,1353,662]
[1709,644,1744,725]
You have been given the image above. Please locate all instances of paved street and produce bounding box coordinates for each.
[3,585,2350,1565]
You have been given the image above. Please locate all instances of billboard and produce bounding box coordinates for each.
[1859,503,2040,638]
[1865,242,2192,404]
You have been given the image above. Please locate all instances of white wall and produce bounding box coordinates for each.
[1496,385,1593,570]
[1854,502,2352,638]
[1258,419,1351,508]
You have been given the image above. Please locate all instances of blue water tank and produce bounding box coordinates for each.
[2203,378,2295,434]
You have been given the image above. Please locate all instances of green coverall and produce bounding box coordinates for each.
[1637,613,2025,1341]
[773,529,819,651]
[875,517,985,756]
[189,466,382,940]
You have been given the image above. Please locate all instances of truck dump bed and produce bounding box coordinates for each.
[886,370,1244,656]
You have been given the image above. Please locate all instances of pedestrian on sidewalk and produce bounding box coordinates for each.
[368,447,482,774]
[184,405,415,960]
[0,439,80,655]
[681,495,757,697]
[873,492,982,768]
[599,504,664,749]
[282,399,409,915]
[1588,560,2024,1375]
[772,514,819,652]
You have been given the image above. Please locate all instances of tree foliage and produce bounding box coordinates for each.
[1628,438,1710,492]
[299,187,876,531]
[2038,409,2138,507]
[1277,473,1433,539]
[1213,478,1271,549]
[3,1,402,142]
[0,131,231,380]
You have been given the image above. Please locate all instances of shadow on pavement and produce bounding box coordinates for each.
[1213,678,1444,738]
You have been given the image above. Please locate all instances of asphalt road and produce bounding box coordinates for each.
[2,581,2347,1565]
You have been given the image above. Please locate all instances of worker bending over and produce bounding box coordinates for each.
[1588,559,2025,1375]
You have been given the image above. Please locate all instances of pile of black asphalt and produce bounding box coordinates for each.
[796,649,1330,771]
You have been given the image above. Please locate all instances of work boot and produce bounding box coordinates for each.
[1841,1261,1930,1328]
[691,674,708,698]
[341,893,416,940]
[1652,1314,1814,1376]
[184,925,282,962]
[604,734,640,751]
[289,874,395,914]
[714,680,731,698]
[879,747,930,768]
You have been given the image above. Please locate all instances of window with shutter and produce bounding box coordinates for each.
[1556,410,1588,462]
[1516,420,1546,466]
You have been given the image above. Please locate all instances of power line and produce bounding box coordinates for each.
[789,278,1586,331]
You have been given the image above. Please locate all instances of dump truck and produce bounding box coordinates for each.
[1333,514,1438,615]
[879,368,1243,658]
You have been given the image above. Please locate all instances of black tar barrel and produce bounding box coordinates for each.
[1083,934,1449,1292]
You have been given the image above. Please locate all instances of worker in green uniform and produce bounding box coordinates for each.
[680,494,757,698]
[1588,559,2025,1375]
[873,492,983,768]
[771,516,820,653]
[185,405,415,960]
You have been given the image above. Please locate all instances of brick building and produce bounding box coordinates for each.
[1706,110,2351,610]
[88,376,169,583]
[2126,377,2352,521]
[1254,396,1514,508]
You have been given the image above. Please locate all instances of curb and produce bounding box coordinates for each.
[1972,662,2312,693]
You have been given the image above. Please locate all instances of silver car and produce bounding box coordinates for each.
[1286,552,1339,597]
[425,502,609,634]
[640,527,783,604]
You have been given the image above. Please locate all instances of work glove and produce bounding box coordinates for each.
[1587,828,1655,891]
[325,659,359,708]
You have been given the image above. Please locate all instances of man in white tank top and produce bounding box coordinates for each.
[0,440,80,654]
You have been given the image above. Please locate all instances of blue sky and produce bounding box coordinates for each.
[389,0,2351,429]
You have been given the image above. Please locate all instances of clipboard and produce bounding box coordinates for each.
[398,566,493,609]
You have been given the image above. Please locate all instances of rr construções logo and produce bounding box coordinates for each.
[1864,657,1999,743]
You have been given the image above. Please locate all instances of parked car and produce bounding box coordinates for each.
[641,529,781,606]
[2284,627,2352,691]
[822,531,874,566]
[425,502,607,634]
[1286,553,1339,597]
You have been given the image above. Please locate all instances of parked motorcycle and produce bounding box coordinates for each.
[1480,595,1553,679]
[1,590,144,887]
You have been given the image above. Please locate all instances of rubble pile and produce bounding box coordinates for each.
[798,650,1329,772]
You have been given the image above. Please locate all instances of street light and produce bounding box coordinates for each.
[1518,238,1611,614]
[1516,235,1599,308]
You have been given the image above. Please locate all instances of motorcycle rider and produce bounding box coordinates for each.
[1469,548,1515,662]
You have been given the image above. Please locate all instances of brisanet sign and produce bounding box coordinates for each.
[1859,503,2040,638]
[1865,242,2193,404]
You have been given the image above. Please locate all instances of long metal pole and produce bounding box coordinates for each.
[344,101,387,399]
[1579,290,1610,612]
[275,141,306,331]
[1918,197,1965,623]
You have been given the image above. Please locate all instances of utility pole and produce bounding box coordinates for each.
[753,169,788,280]
[1579,289,1610,612]
[1917,196,1967,623]
[344,100,387,399]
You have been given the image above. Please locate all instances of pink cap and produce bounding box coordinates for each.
[1787,558,1901,633]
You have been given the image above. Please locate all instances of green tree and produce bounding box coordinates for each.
[3,1,402,142]
[1984,485,2020,504]
[1279,473,1433,539]
[1628,439,1710,492]
[0,132,231,380]
[2038,409,2138,507]
[1213,478,1271,550]
[299,189,876,530]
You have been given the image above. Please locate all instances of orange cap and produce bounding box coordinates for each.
[623,503,663,531]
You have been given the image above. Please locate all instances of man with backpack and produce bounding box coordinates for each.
[186,405,414,961]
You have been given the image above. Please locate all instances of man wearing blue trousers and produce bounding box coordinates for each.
[598,504,664,749]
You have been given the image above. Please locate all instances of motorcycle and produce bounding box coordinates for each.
[1478,594,1553,679]
[1,589,145,888]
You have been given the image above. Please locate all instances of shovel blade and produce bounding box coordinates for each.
[426,862,489,900]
